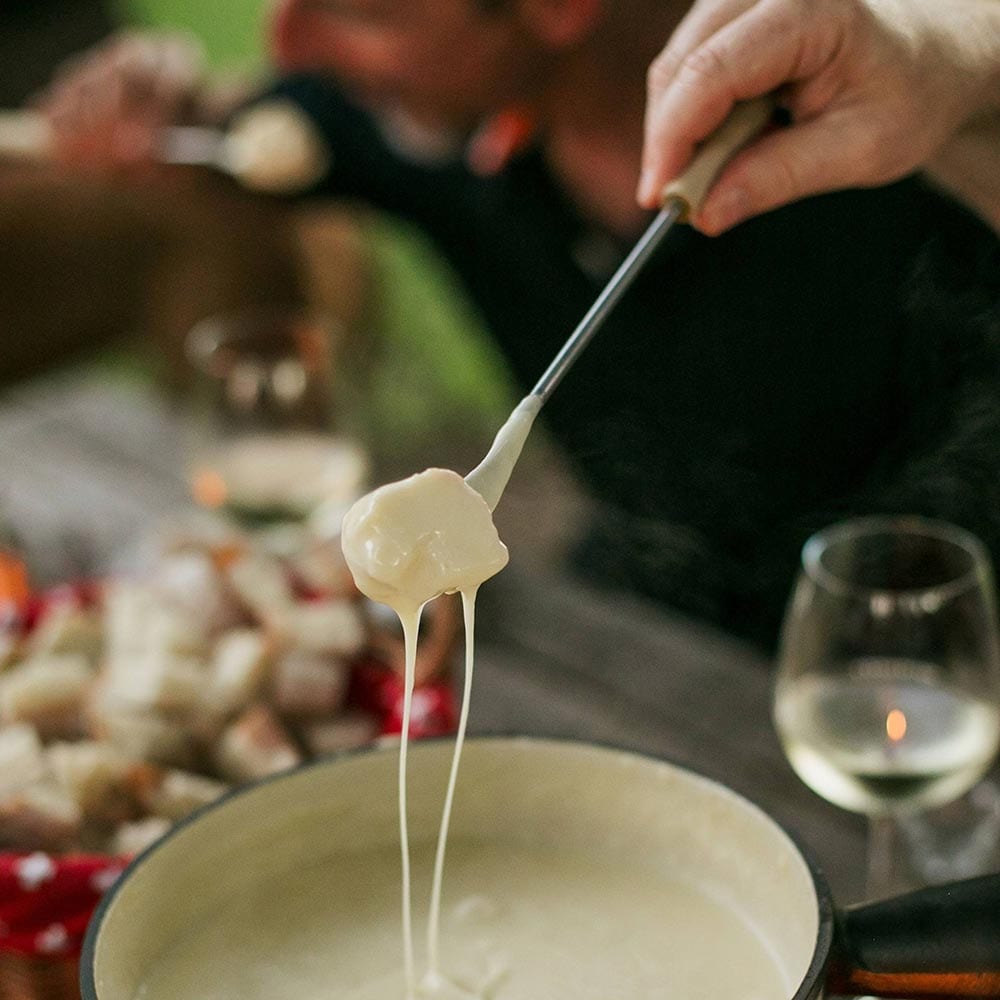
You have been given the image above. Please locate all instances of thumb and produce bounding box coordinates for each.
[692,113,882,234]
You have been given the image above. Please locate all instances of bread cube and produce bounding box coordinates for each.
[226,553,295,625]
[94,703,196,769]
[206,629,270,715]
[271,651,350,718]
[214,705,301,783]
[0,631,18,670]
[290,540,356,599]
[139,768,229,822]
[0,782,82,852]
[104,582,208,658]
[26,602,102,661]
[154,551,239,632]
[47,741,137,826]
[0,723,47,798]
[103,649,205,714]
[0,654,92,739]
[278,600,365,657]
[145,605,210,658]
[112,816,172,856]
[301,711,379,757]
[102,582,158,653]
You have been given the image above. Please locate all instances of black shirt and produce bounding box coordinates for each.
[266,73,1000,648]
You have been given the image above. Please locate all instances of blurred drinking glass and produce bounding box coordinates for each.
[185,309,367,528]
[773,516,1000,898]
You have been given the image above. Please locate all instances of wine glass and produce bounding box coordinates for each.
[184,308,368,529]
[773,516,1000,900]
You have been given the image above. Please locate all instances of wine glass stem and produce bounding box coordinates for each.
[866,814,900,901]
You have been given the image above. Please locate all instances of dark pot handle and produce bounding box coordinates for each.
[826,873,1000,998]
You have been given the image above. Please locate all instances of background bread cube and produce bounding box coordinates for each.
[136,767,229,822]
[301,711,380,757]
[0,723,47,798]
[26,602,102,661]
[93,702,197,769]
[47,740,138,827]
[290,540,356,599]
[104,582,209,658]
[226,553,295,625]
[0,782,82,852]
[214,705,301,783]
[278,600,365,657]
[112,815,172,856]
[153,551,241,633]
[206,629,270,715]
[103,649,206,714]
[271,651,350,718]
[0,654,92,740]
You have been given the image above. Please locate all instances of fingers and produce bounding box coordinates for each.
[639,3,798,207]
[691,110,880,234]
[638,0,848,210]
[642,0,758,202]
[644,0,757,106]
[36,32,203,171]
[116,33,204,113]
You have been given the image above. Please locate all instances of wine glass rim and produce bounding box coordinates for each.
[802,515,992,600]
[185,307,336,375]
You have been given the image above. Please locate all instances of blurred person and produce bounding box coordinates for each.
[6,0,1000,648]
[38,1,1000,230]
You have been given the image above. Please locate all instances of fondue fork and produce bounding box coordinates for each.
[0,106,327,192]
[0,109,232,168]
[532,96,775,404]
[466,96,775,508]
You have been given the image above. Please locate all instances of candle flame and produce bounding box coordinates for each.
[886,708,907,743]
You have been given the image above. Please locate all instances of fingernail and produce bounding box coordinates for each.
[702,186,750,234]
[636,167,656,207]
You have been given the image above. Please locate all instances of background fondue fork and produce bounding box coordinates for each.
[0,105,327,192]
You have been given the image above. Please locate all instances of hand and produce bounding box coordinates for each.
[37,31,205,171]
[638,0,1000,234]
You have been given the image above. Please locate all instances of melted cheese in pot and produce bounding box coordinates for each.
[134,840,789,1000]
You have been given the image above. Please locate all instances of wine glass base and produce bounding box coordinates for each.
[897,777,1000,885]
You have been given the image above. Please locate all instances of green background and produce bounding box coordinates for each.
[114,0,270,72]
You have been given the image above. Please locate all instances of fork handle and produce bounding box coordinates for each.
[661,96,775,219]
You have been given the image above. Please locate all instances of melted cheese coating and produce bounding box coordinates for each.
[341,468,508,615]
[225,100,329,193]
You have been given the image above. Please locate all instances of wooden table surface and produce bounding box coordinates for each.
[1,366,867,902]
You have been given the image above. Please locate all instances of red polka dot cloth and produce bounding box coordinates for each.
[0,852,123,958]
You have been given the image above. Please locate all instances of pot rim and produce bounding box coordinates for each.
[80,734,837,1000]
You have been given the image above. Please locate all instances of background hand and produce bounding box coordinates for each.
[37,31,204,171]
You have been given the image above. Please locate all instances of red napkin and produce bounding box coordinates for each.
[349,659,458,738]
[0,853,124,957]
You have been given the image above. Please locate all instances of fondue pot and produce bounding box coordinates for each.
[81,738,1000,999]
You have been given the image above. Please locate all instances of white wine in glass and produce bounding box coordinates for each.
[773,517,1000,897]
